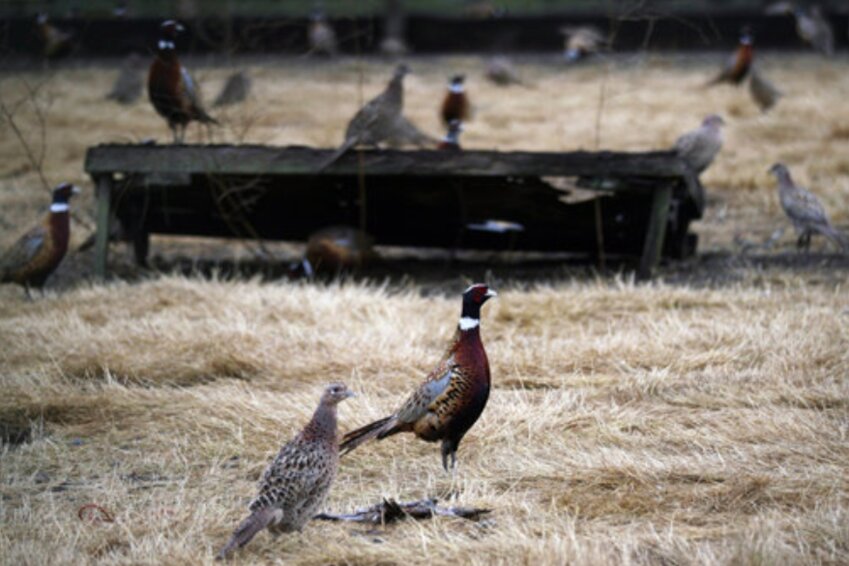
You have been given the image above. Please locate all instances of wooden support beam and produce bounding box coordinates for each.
[94,174,113,279]
[85,145,691,180]
[638,183,673,281]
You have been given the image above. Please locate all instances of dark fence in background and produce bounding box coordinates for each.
[1,12,847,58]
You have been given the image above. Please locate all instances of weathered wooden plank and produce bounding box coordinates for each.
[94,174,113,279]
[84,144,691,180]
[638,183,673,280]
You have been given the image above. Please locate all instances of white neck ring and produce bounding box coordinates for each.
[459,316,479,330]
[51,203,69,213]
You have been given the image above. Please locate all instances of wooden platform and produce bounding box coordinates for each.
[83,144,704,279]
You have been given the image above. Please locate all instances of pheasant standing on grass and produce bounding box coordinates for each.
[213,70,251,108]
[341,284,497,472]
[440,75,470,127]
[748,67,782,113]
[309,12,337,56]
[148,20,218,143]
[0,183,79,296]
[559,26,606,62]
[769,163,849,252]
[319,64,409,170]
[706,30,753,86]
[437,119,463,151]
[794,6,834,56]
[35,13,74,60]
[217,383,354,560]
[106,53,144,105]
[673,114,724,176]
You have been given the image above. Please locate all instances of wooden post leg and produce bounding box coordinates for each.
[133,230,150,268]
[638,184,672,281]
[94,174,113,279]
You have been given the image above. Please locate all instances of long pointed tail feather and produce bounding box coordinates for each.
[217,507,276,560]
[816,224,849,253]
[340,416,393,456]
[317,136,358,172]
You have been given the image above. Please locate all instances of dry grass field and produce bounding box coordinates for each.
[1,52,849,565]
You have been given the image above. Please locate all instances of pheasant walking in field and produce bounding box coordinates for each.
[794,6,834,56]
[148,20,218,143]
[341,284,497,472]
[217,383,354,560]
[673,114,724,176]
[437,119,463,151]
[748,67,782,113]
[319,64,409,170]
[769,163,849,253]
[440,75,470,127]
[1,183,79,296]
[36,13,74,60]
[706,31,753,86]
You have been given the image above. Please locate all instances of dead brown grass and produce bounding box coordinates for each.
[1,277,848,565]
[1,52,849,565]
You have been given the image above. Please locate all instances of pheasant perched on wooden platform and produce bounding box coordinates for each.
[341,284,497,472]
[1,183,79,296]
[217,383,354,560]
[440,75,470,127]
[148,20,218,143]
[319,64,409,170]
[673,114,724,175]
[769,163,849,252]
[437,119,463,151]
[706,30,753,86]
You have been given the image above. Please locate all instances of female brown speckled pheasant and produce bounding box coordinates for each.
[217,383,354,560]
[340,284,496,472]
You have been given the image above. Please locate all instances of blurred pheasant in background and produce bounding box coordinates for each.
[559,25,606,62]
[148,20,218,143]
[341,284,496,472]
[794,5,834,56]
[106,53,144,105]
[319,64,409,169]
[309,12,338,56]
[35,13,74,60]
[706,30,753,86]
[673,114,724,175]
[438,119,463,151]
[440,75,470,127]
[748,67,782,113]
[1,183,79,296]
[217,383,354,560]
[485,56,523,86]
[213,70,251,108]
[769,163,848,252]
[304,226,377,273]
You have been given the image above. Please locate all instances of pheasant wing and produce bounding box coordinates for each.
[787,187,829,226]
[0,226,46,277]
[394,361,455,424]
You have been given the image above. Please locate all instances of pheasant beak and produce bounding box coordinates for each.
[71,185,81,195]
[485,289,498,300]
[345,390,356,399]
